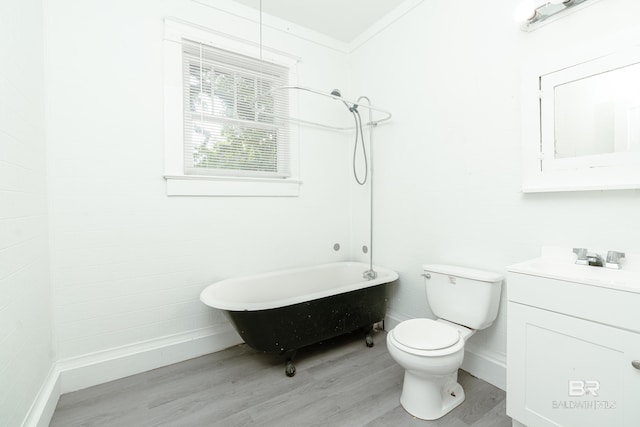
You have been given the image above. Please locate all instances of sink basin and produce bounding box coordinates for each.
[508,257,640,293]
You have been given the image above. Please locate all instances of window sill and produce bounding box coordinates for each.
[164,175,301,197]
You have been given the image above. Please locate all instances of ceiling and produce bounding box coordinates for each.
[232,0,409,43]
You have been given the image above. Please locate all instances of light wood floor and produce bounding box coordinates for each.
[50,331,511,427]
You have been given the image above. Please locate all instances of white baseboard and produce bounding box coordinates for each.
[20,365,61,427]
[57,323,242,394]
[22,323,242,427]
[385,310,507,391]
[384,310,410,331]
[460,343,506,391]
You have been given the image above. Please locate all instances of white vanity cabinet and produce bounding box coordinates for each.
[506,264,640,427]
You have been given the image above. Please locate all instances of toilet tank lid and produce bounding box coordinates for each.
[423,264,503,283]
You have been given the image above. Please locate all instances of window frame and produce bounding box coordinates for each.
[163,18,300,196]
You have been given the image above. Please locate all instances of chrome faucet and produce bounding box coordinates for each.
[586,252,604,267]
[362,269,378,280]
[605,250,625,269]
[573,248,625,269]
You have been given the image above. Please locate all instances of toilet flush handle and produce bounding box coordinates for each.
[632,360,640,370]
[421,273,431,279]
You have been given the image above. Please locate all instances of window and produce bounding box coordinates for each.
[163,19,300,196]
[182,41,290,178]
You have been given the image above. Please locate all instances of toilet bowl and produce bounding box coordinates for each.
[386,318,472,420]
[386,264,503,420]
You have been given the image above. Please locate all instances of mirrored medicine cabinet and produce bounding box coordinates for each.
[520,44,640,192]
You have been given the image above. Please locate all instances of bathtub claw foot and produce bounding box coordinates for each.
[365,333,375,347]
[284,350,296,377]
[364,325,375,347]
[365,335,374,347]
[285,361,296,377]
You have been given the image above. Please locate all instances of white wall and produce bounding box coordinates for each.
[0,0,55,425]
[350,0,640,387]
[44,0,352,366]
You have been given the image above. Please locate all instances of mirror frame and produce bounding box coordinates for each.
[521,40,640,192]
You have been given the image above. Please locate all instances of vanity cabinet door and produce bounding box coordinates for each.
[507,302,640,427]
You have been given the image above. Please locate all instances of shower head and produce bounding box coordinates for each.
[330,88,357,112]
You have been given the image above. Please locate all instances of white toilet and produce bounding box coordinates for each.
[386,264,503,420]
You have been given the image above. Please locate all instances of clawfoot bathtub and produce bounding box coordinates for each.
[200,262,399,376]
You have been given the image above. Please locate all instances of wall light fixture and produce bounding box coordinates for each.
[513,0,601,31]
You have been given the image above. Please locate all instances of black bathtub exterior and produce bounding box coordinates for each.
[226,283,388,355]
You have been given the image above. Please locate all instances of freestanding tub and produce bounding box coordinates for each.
[200,261,399,376]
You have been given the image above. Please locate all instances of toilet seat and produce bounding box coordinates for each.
[393,319,459,350]
[390,319,463,356]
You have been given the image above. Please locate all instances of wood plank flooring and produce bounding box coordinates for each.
[50,331,511,427]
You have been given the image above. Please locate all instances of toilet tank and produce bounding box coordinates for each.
[423,264,503,330]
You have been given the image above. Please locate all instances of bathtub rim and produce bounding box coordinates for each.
[199,261,399,312]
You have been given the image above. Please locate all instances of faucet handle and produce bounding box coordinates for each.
[573,248,588,265]
[606,251,625,269]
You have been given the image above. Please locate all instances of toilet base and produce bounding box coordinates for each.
[399,370,465,420]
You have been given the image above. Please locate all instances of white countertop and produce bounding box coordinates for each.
[508,247,640,294]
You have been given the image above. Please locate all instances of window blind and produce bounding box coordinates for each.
[182,39,291,178]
